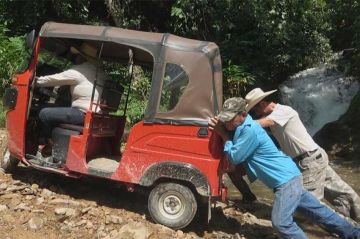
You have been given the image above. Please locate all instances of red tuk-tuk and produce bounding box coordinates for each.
[1,22,227,229]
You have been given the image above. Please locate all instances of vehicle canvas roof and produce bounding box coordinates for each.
[39,22,223,125]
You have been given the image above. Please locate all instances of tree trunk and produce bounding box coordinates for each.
[104,0,124,27]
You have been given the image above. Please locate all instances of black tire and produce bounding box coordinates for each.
[148,182,197,229]
[0,149,19,173]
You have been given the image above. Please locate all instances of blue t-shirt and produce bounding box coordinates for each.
[224,115,301,189]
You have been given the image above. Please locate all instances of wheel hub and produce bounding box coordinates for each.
[163,195,182,215]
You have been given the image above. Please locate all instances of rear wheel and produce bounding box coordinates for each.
[1,149,19,173]
[148,182,197,229]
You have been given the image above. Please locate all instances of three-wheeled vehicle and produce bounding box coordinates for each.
[1,22,228,229]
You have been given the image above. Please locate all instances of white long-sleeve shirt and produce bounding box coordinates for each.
[37,62,106,112]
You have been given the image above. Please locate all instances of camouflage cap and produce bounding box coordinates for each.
[218,97,246,122]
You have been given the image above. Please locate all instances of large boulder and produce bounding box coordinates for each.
[314,90,360,160]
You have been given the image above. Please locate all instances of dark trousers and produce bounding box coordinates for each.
[38,107,85,141]
[228,163,257,202]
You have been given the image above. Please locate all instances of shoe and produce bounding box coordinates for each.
[42,144,52,157]
[27,154,60,168]
[242,193,257,204]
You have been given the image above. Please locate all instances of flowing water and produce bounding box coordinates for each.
[279,64,359,136]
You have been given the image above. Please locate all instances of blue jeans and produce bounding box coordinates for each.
[39,107,85,140]
[272,175,360,239]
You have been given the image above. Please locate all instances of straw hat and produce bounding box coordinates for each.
[70,43,98,62]
[245,88,277,112]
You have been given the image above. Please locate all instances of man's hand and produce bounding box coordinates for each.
[208,117,230,142]
[208,117,219,131]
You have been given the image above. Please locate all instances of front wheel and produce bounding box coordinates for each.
[148,182,197,229]
[1,149,19,173]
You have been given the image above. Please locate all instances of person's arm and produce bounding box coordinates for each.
[36,68,80,87]
[209,117,231,142]
[224,126,258,165]
[257,117,275,128]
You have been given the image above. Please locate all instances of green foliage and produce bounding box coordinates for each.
[326,0,360,50]
[125,66,152,125]
[111,65,152,125]
[350,15,360,75]
[223,63,256,97]
[326,1,360,75]
[170,0,332,89]
[0,25,28,95]
[170,0,212,39]
[105,0,173,31]
[0,101,5,128]
[0,0,107,36]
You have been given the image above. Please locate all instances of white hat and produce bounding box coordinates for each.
[245,88,277,112]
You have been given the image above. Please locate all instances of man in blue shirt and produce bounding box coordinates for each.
[209,97,360,239]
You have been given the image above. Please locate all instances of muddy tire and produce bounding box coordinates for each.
[148,182,197,229]
[1,149,19,173]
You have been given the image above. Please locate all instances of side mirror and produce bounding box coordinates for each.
[25,30,36,50]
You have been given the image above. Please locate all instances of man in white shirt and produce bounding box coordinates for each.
[36,43,106,156]
[245,88,360,222]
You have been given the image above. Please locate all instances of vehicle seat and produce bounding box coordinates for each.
[56,80,123,133]
[58,123,83,133]
[100,80,124,113]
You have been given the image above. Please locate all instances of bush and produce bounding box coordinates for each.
[0,25,27,95]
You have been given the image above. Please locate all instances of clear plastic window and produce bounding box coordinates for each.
[159,63,189,112]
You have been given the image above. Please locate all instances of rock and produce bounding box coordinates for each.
[105,215,123,225]
[96,227,107,239]
[118,223,152,239]
[32,209,45,213]
[7,197,21,209]
[76,220,88,227]
[25,195,35,200]
[14,203,31,211]
[109,229,119,237]
[0,204,8,211]
[0,182,8,190]
[19,214,31,224]
[28,217,44,230]
[86,220,94,229]
[35,197,45,205]
[81,206,92,214]
[60,225,73,232]
[158,225,173,234]
[233,233,242,239]
[50,198,80,207]
[88,208,101,217]
[6,185,27,192]
[54,207,77,218]
[40,188,53,198]
[22,187,35,195]
[12,180,23,186]
[64,220,75,227]
[31,183,39,191]
[1,193,20,199]
[176,230,184,237]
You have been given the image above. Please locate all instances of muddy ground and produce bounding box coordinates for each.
[0,129,338,239]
